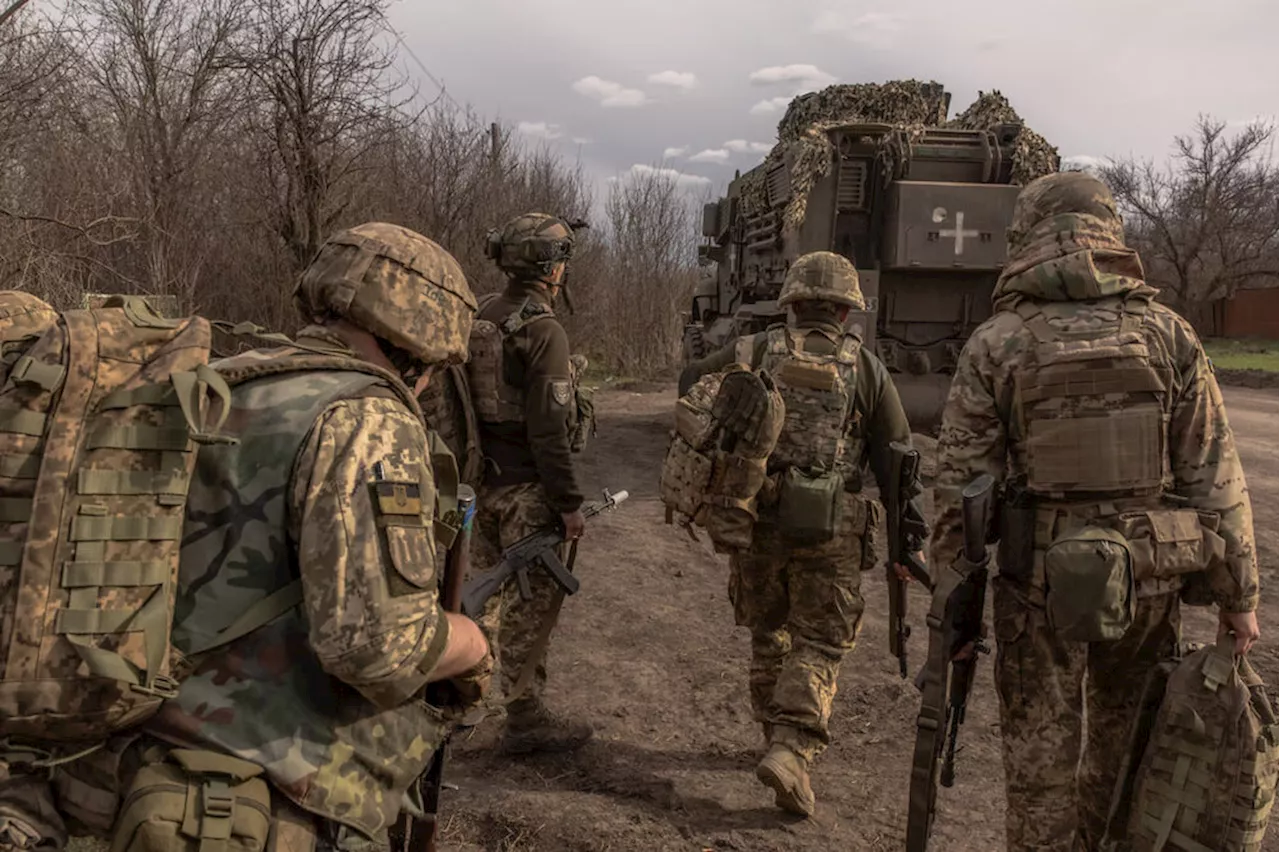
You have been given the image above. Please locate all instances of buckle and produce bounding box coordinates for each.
[132,674,180,699]
[201,781,235,819]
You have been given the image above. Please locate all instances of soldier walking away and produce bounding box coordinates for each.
[0,223,494,852]
[680,251,926,817]
[927,172,1262,851]
[468,212,594,754]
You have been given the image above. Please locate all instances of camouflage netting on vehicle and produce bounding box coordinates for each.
[742,81,1059,232]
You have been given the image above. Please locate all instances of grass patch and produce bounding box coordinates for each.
[1203,338,1278,373]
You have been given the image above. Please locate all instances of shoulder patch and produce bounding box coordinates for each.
[551,380,571,406]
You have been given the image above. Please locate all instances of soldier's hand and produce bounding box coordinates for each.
[893,551,926,583]
[562,509,586,541]
[446,653,494,710]
[1219,609,1260,655]
[713,368,769,440]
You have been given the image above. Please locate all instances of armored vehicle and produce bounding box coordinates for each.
[688,85,1060,429]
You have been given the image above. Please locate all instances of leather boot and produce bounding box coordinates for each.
[499,698,593,755]
[755,743,815,816]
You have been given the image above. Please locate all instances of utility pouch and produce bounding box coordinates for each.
[776,467,843,547]
[1113,507,1226,581]
[110,749,271,852]
[1044,525,1135,643]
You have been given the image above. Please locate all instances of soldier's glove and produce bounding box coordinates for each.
[713,367,771,444]
[439,653,494,716]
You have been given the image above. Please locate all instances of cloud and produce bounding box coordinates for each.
[724,139,772,154]
[811,10,904,48]
[689,148,730,164]
[625,163,711,189]
[572,137,593,145]
[663,146,689,159]
[648,70,698,90]
[572,75,648,107]
[748,64,835,88]
[750,96,793,116]
[1061,154,1109,172]
[516,121,563,140]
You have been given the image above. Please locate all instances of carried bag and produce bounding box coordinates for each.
[1110,638,1279,852]
[775,467,844,547]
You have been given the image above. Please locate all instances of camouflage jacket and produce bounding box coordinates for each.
[680,317,925,532]
[475,281,583,513]
[148,328,452,837]
[929,222,1259,613]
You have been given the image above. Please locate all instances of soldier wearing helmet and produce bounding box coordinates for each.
[466,211,594,754]
[68,223,494,852]
[929,172,1261,849]
[679,250,924,817]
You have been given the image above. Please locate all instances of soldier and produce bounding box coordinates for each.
[927,172,1261,851]
[679,251,925,817]
[0,223,495,852]
[469,212,592,754]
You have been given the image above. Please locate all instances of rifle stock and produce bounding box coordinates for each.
[390,485,477,852]
[905,473,995,852]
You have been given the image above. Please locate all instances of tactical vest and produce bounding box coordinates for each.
[757,326,861,476]
[150,362,448,839]
[1010,295,1172,499]
[467,295,555,425]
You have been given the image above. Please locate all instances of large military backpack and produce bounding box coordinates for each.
[1105,638,1279,852]
[659,366,784,552]
[0,295,232,744]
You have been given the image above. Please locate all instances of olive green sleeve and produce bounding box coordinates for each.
[858,349,927,545]
[677,335,768,396]
[520,317,584,514]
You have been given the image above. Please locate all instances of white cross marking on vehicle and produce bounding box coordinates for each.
[939,211,979,255]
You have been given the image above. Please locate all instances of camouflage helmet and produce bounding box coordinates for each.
[1008,171,1125,249]
[485,213,575,278]
[778,251,865,310]
[295,222,478,366]
[0,292,58,341]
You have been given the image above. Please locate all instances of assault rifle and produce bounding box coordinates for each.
[460,488,629,617]
[887,441,932,679]
[906,473,995,852]
[390,484,477,852]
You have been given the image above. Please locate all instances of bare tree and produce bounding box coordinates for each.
[239,0,417,274]
[1101,115,1279,331]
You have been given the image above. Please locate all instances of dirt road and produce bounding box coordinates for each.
[440,384,1278,851]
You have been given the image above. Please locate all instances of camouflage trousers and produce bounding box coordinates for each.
[993,577,1181,851]
[728,493,876,763]
[472,481,565,706]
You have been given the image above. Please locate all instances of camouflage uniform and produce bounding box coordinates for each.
[0,224,485,852]
[680,252,924,815]
[470,213,590,752]
[927,173,1260,851]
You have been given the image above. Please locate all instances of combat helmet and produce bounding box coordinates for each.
[295,222,478,367]
[485,213,576,279]
[778,251,865,310]
[0,292,58,341]
[1007,171,1125,251]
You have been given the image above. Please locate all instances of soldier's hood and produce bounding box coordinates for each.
[992,212,1157,309]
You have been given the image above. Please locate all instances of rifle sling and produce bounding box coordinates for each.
[906,566,965,852]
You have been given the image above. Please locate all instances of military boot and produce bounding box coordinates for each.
[755,743,815,817]
[499,698,593,755]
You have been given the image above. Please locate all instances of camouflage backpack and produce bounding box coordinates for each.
[1105,638,1279,852]
[659,366,784,552]
[0,295,233,744]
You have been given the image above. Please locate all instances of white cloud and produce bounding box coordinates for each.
[812,10,904,48]
[1061,154,1109,172]
[648,70,698,90]
[748,64,835,88]
[572,75,648,107]
[689,148,731,164]
[516,121,562,140]
[626,163,711,189]
[724,139,773,154]
[750,96,793,116]
[663,146,689,159]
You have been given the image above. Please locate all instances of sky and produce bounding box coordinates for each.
[388,0,1278,202]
